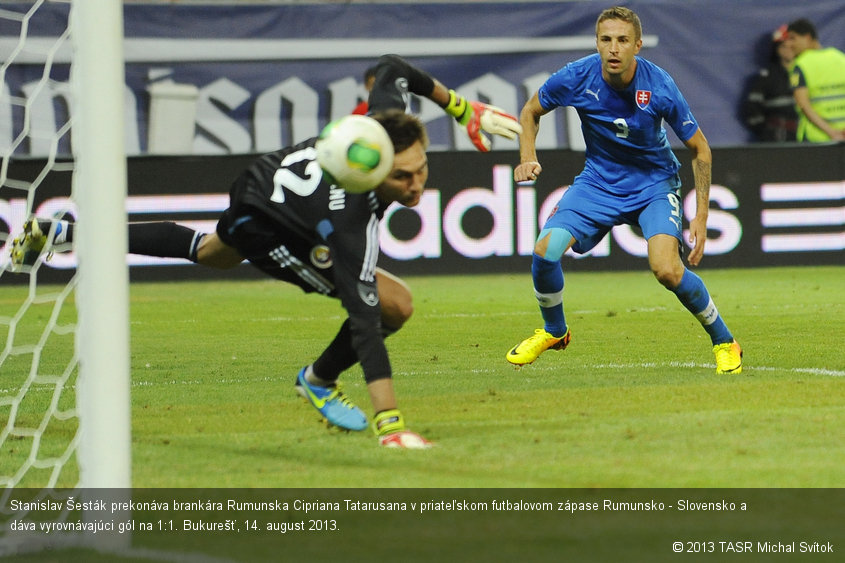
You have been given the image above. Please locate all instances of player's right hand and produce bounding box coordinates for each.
[514,161,542,184]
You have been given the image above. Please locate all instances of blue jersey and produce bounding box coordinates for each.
[539,53,699,195]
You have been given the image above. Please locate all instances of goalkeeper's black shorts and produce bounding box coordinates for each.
[216,204,338,297]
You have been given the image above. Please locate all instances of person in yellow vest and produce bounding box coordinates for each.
[785,18,845,142]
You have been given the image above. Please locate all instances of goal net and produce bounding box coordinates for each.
[0,0,130,555]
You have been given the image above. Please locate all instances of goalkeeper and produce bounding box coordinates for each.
[9,55,521,449]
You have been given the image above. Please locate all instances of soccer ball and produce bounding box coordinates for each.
[315,115,394,193]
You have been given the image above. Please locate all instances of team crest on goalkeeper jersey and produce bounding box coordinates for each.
[635,90,652,110]
[310,245,332,269]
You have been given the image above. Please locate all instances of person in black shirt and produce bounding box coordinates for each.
[213,109,432,446]
[10,55,521,448]
[741,25,798,142]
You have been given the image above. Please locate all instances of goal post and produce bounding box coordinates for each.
[71,0,132,494]
[0,0,131,555]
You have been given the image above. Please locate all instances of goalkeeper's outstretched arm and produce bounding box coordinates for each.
[368,54,522,152]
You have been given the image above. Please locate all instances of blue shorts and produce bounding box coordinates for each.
[543,171,684,254]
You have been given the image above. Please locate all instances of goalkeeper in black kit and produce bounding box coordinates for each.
[8,55,521,448]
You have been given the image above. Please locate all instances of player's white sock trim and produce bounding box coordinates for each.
[535,289,563,308]
[304,364,334,387]
[694,298,719,326]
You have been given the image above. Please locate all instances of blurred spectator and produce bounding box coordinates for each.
[785,18,845,142]
[741,25,798,142]
[351,65,378,115]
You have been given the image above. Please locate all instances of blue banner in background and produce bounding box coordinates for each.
[1,1,844,156]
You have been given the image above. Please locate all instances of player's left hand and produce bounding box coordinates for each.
[465,101,522,152]
[687,215,707,266]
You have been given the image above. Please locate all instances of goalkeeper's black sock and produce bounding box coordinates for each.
[313,320,356,382]
[37,220,203,262]
[127,222,204,262]
[312,321,399,382]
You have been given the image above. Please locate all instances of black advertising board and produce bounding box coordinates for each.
[1,144,842,284]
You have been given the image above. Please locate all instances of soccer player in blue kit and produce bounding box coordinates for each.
[506,6,743,374]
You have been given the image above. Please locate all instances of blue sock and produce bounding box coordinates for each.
[672,269,732,345]
[532,254,567,337]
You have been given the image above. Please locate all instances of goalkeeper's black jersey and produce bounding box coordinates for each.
[233,136,392,382]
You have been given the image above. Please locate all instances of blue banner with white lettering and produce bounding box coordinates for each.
[1,0,844,156]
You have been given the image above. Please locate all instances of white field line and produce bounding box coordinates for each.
[131,361,843,388]
[129,303,840,325]
[586,361,844,377]
[399,362,845,378]
[2,362,841,395]
[128,309,663,325]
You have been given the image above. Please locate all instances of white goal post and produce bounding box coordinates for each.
[71,0,132,493]
[0,0,131,555]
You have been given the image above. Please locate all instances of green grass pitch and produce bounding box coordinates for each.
[1,266,843,488]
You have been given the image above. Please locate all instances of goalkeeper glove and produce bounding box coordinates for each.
[373,409,432,449]
[444,89,522,152]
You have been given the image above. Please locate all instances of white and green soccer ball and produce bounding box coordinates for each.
[315,115,394,193]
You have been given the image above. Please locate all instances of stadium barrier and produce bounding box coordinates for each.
[2,143,842,284]
[2,1,844,153]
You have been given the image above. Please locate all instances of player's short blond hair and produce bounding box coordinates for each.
[596,6,642,42]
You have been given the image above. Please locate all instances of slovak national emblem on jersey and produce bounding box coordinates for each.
[635,90,652,110]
